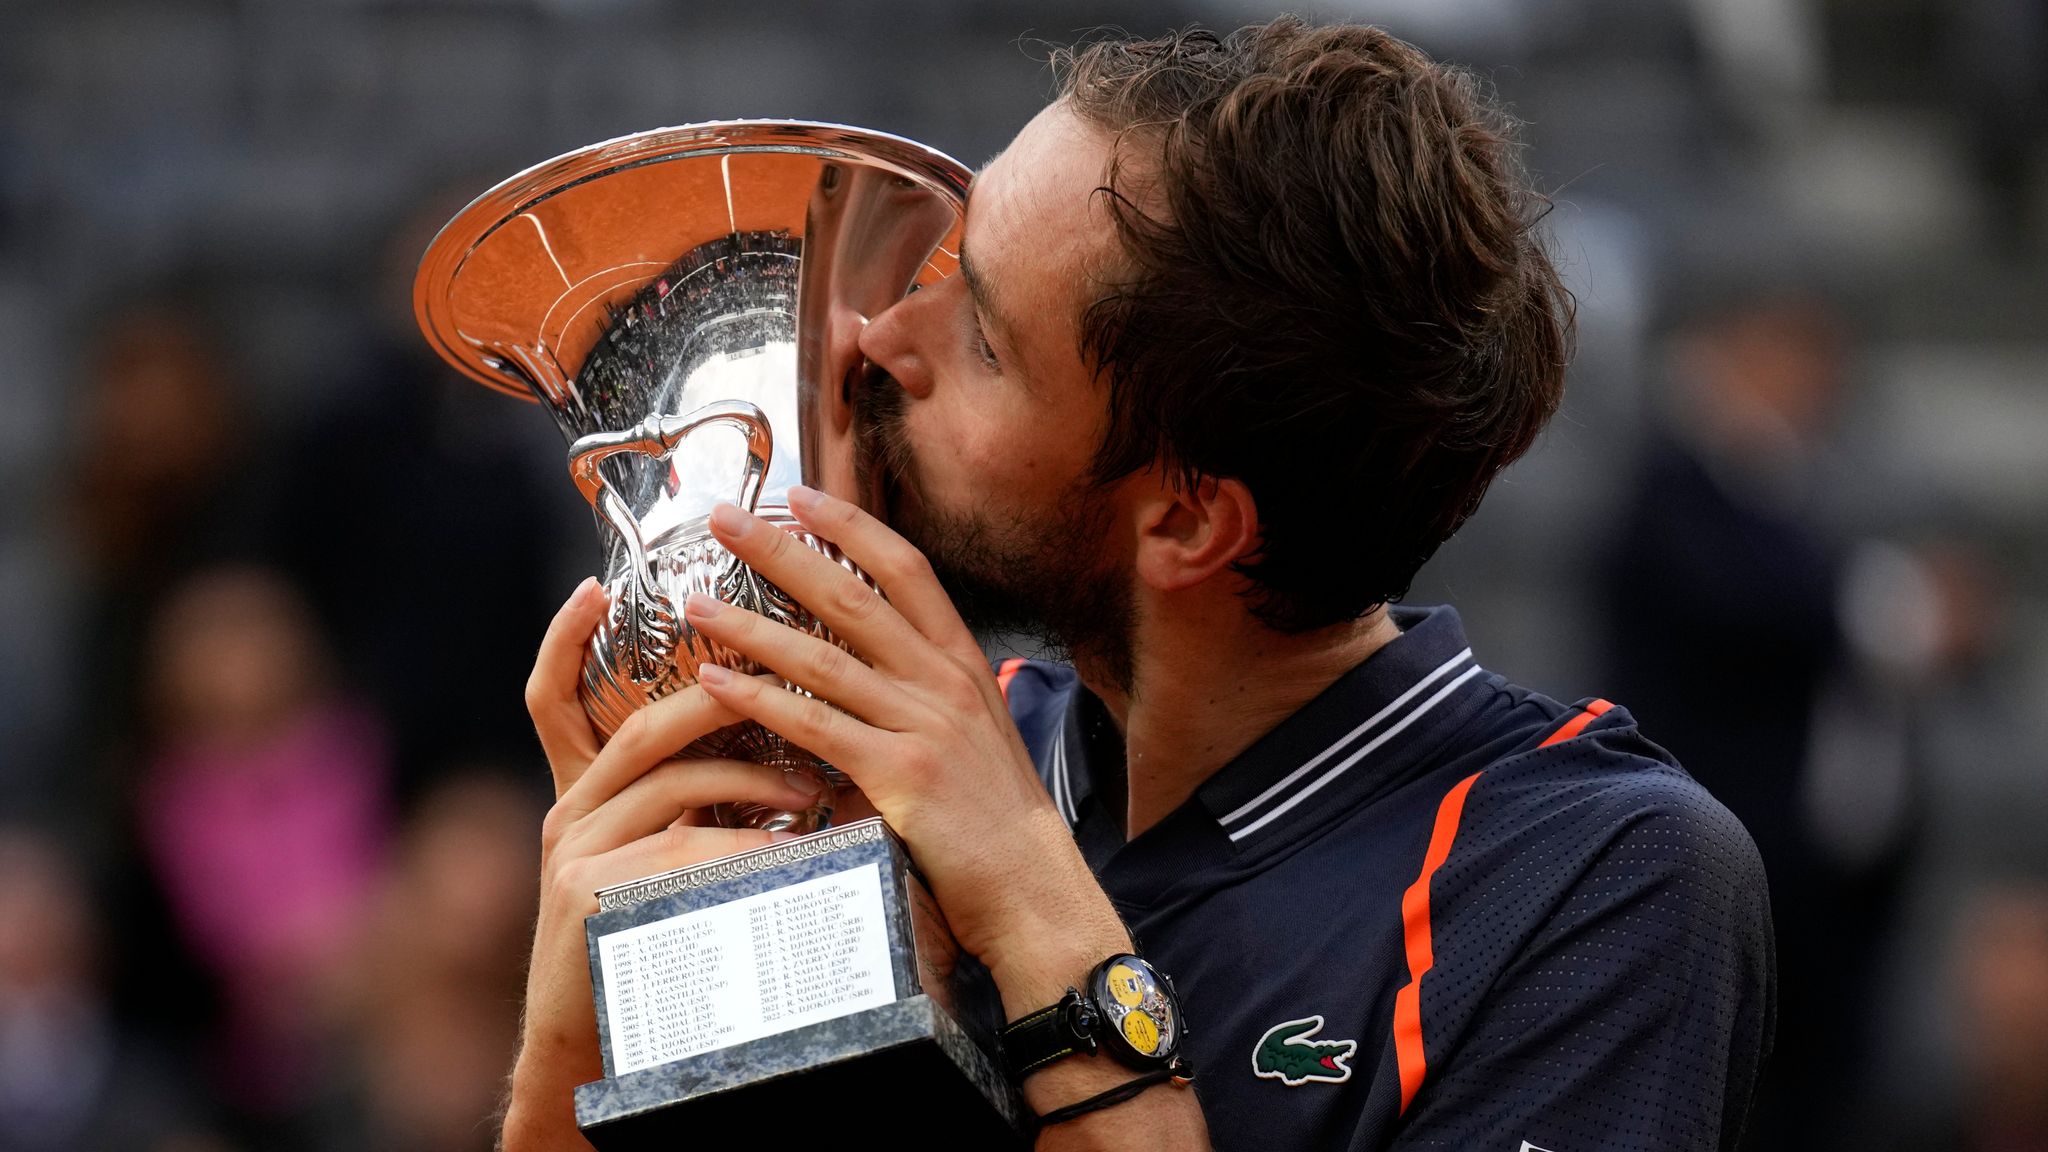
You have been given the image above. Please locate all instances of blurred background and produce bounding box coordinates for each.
[0,0,2043,1149]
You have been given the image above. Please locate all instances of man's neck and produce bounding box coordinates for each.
[1077,604,1401,839]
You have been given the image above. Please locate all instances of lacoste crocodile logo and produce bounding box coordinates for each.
[1251,1015,1356,1086]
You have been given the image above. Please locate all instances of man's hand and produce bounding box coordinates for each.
[681,487,1133,1013]
[504,578,829,1151]
[684,489,1211,1148]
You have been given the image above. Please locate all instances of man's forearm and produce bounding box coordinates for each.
[500,1100,591,1152]
[500,1040,599,1152]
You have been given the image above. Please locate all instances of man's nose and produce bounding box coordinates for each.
[855,285,937,400]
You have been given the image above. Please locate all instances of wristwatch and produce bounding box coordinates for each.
[1000,953,1187,1080]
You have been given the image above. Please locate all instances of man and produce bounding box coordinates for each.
[504,20,1773,1152]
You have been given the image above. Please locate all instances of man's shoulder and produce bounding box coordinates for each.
[993,655,1076,706]
[1396,691,1775,1149]
[1437,687,1767,907]
[993,656,1076,750]
[993,648,1765,886]
[1476,693,1757,859]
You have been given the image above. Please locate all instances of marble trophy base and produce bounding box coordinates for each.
[574,818,1027,1149]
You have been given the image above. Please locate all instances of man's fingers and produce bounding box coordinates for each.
[559,684,746,815]
[788,485,985,661]
[704,500,931,677]
[576,825,791,899]
[682,596,920,731]
[710,489,984,666]
[560,758,822,859]
[547,824,792,919]
[530,577,608,797]
[695,663,882,780]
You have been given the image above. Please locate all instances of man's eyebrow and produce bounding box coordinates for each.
[957,239,1000,326]
[955,210,1016,354]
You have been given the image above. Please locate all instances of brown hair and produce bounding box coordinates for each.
[1055,20,1573,632]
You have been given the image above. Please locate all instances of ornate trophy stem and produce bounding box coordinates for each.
[566,401,771,686]
[566,401,835,833]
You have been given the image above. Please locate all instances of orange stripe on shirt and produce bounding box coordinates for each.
[1538,698,1614,748]
[1392,770,1483,1115]
[995,657,1027,703]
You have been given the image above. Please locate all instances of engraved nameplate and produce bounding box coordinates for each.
[596,820,886,911]
[595,861,897,1076]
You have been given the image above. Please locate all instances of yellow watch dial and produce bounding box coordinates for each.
[1121,1008,1163,1055]
[1106,963,1146,1008]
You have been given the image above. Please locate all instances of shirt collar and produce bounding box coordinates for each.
[1196,604,1483,845]
[1052,605,1491,874]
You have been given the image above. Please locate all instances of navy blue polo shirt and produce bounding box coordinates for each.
[999,605,1774,1151]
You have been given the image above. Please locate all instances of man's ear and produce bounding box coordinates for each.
[1133,473,1260,594]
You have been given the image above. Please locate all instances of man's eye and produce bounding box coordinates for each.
[973,322,1001,371]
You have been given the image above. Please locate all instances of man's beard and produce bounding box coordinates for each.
[852,364,1136,692]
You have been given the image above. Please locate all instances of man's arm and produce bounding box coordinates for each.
[685,487,1211,1149]
[504,494,1212,1149]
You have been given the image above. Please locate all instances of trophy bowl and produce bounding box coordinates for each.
[414,121,970,832]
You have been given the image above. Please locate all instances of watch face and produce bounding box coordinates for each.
[1093,955,1179,1064]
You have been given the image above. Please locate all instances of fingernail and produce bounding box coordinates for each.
[788,485,822,513]
[696,662,731,686]
[767,830,802,843]
[685,592,725,618]
[576,576,603,606]
[709,501,749,536]
[784,768,829,799]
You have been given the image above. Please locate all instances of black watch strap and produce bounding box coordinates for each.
[1001,989,1094,1079]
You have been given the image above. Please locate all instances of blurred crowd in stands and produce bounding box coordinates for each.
[1,285,563,1150]
[1,1,2045,1150]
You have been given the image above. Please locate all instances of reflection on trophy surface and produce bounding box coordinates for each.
[415,122,967,833]
[415,124,1022,1148]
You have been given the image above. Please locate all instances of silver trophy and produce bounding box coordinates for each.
[414,123,1023,1146]
[415,121,968,832]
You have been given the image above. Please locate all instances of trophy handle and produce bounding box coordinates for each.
[566,400,774,685]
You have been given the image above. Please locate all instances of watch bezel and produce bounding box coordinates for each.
[1087,953,1183,1069]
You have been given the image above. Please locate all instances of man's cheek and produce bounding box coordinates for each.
[909,414,981,489]
[942,417,1031,484]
